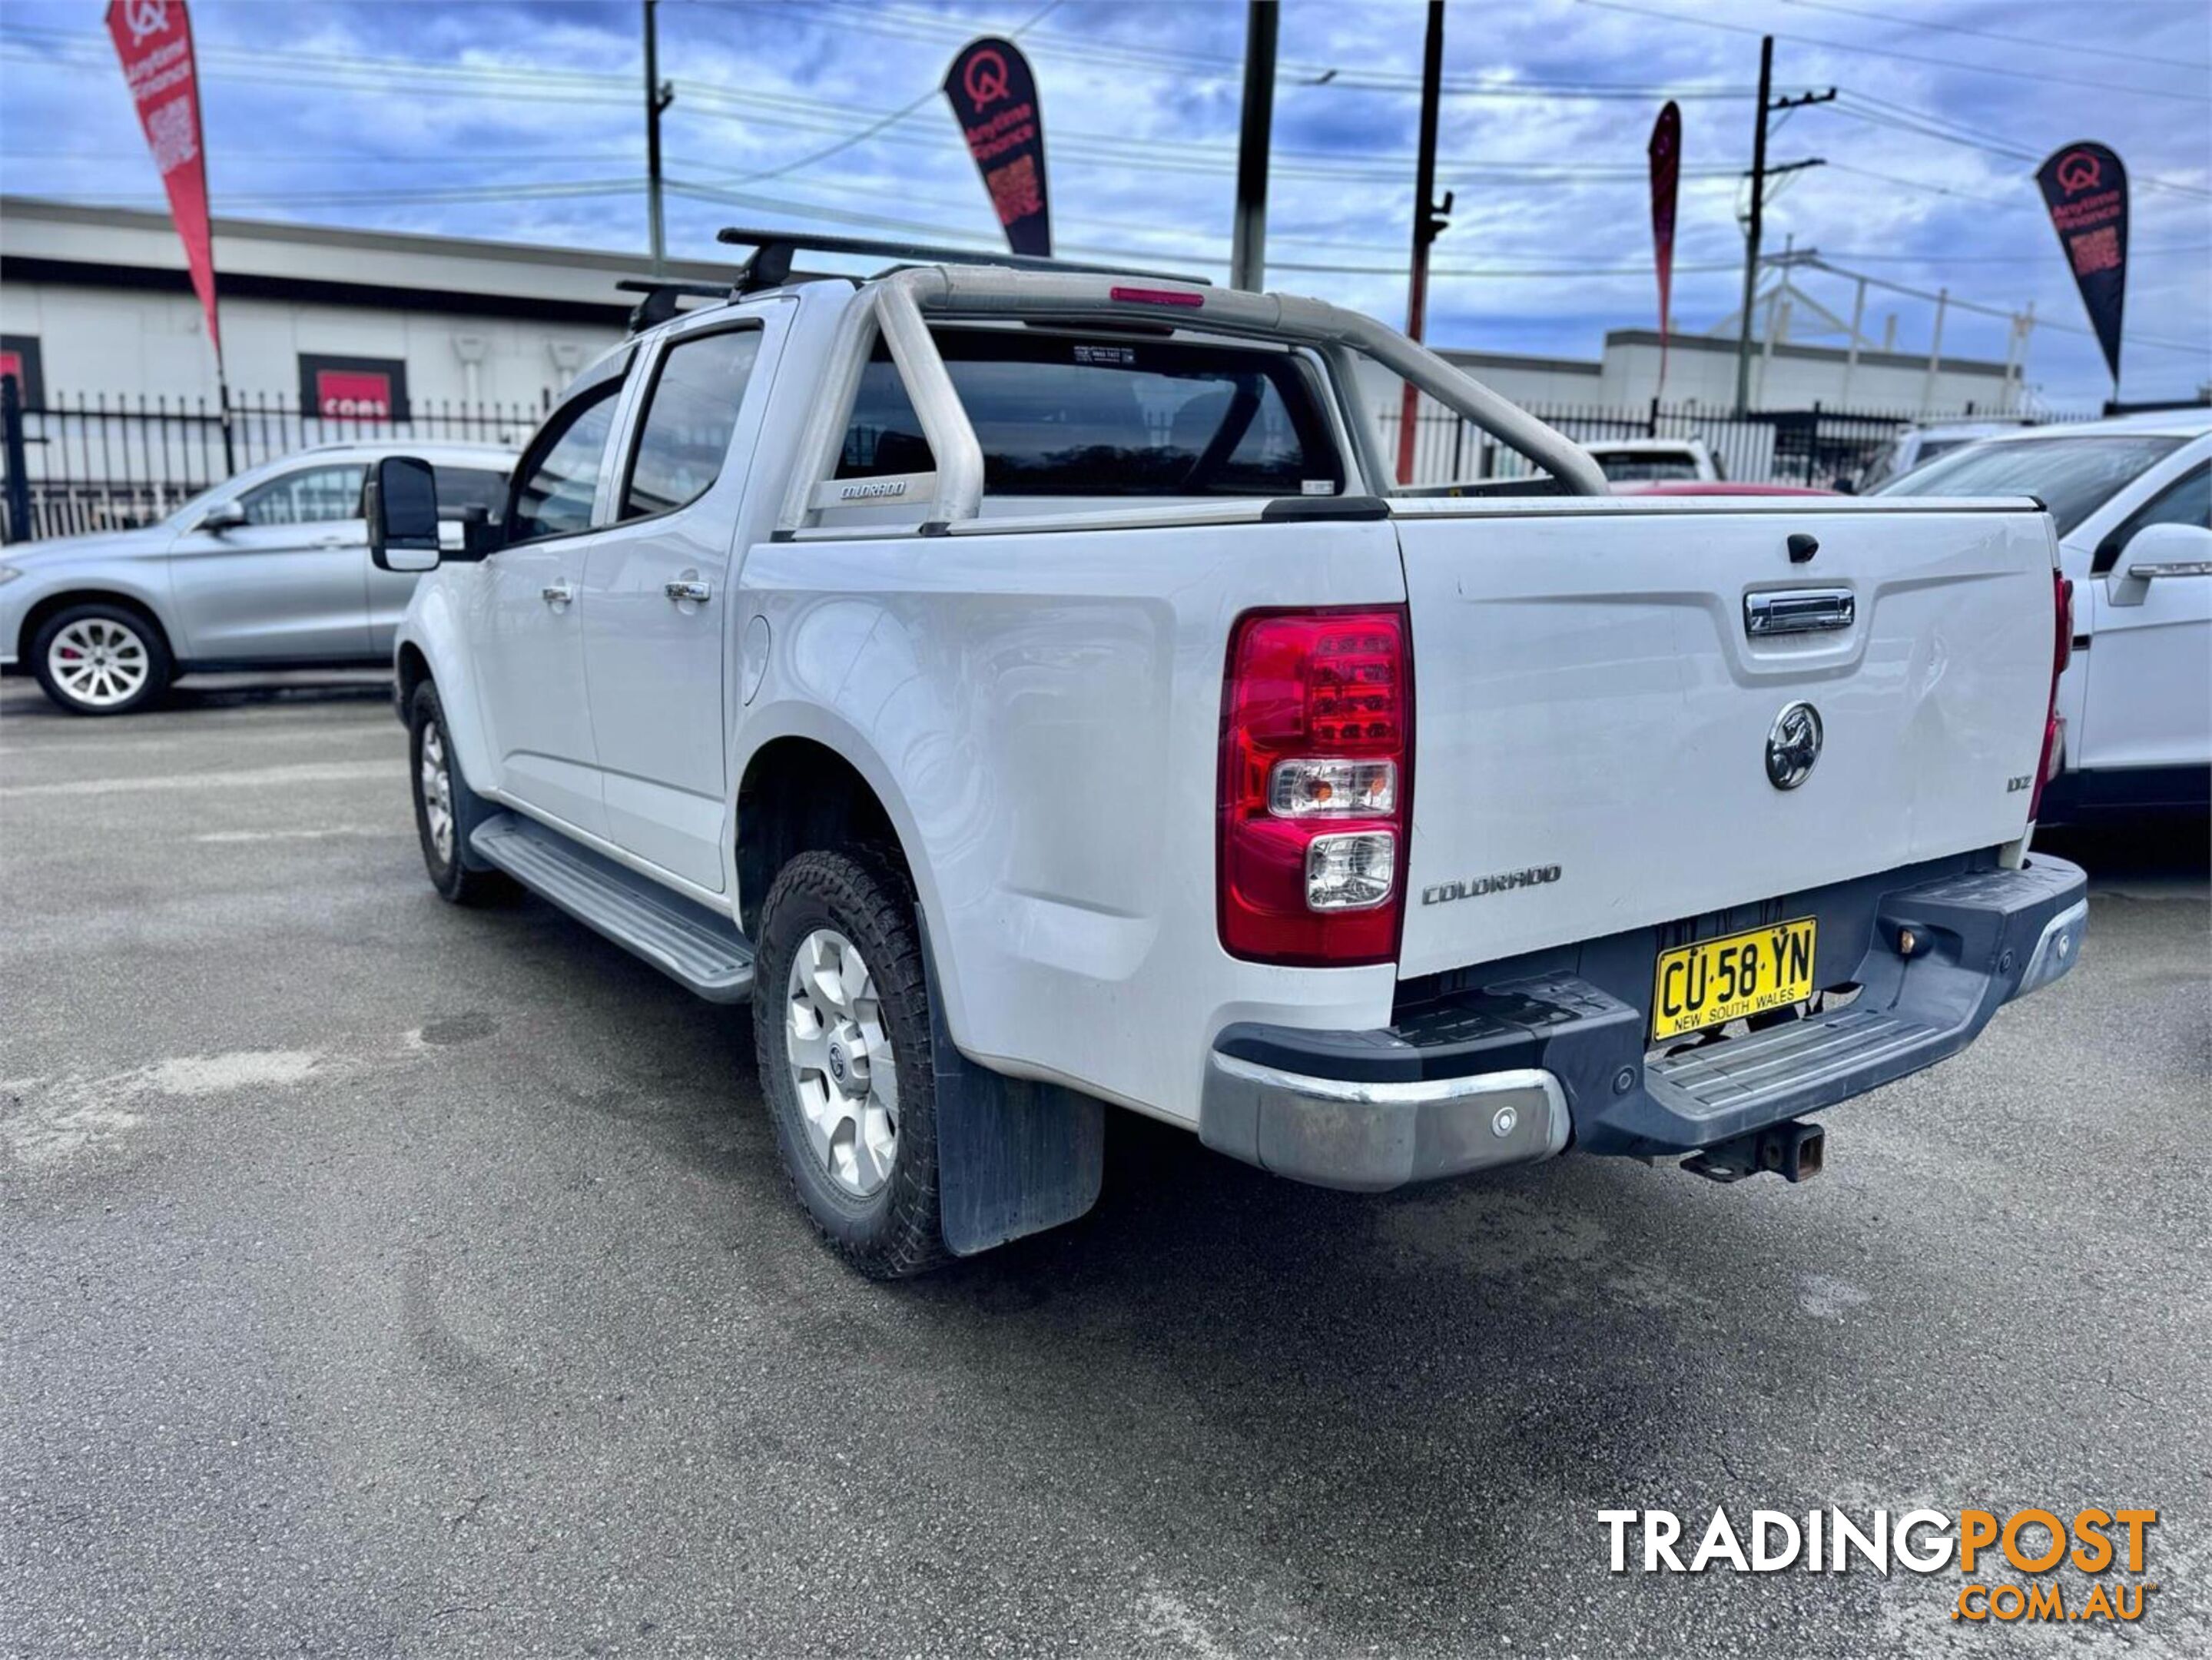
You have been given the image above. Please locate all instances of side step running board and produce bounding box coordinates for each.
[469,812,755,1002]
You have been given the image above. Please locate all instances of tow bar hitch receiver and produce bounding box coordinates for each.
[1682,1120,1826,1185]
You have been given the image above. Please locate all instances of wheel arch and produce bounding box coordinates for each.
[395,640,432,713]
[391,586,496,800]
[734,727,917,944]
[18,588,174,666]
[728,707,965,1038]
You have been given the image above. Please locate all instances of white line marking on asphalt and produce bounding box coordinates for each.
[192,826,401,843]
[0,729,393,759]
[0,761,393,798]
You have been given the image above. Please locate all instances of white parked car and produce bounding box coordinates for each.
[1857,420,2032,490]
[1584,436,1720,484]
[368,232,2088,1278]
[0,441,516,714]
[1877,410,2211,818]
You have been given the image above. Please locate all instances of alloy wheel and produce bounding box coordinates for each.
[784,927,899,1197]
[420,722,456,865]
[47,618,151,709]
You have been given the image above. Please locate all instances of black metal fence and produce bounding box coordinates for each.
[1378,396,2093,490]
[2,380,2098,544]
[0,385,544,544]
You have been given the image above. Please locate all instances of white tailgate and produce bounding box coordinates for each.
[1394,502,2056,978]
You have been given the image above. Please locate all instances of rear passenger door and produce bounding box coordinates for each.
[581,310,779,891]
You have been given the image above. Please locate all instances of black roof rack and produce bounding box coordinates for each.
[715,226,1212,294]
[615,277,735,332]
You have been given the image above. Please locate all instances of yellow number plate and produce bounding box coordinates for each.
[1650,918,1817,1041]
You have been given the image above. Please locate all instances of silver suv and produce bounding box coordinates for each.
[0,441,515,715]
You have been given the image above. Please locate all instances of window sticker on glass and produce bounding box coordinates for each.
[1302,480,1334,496]
[1072,344,1136,367]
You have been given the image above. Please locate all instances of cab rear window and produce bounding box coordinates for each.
[837,328,1342,496]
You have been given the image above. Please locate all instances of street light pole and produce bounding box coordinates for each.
[1395,0,1451,486]
[1231,1,1278,293]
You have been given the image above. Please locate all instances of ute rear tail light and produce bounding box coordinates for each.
[1219,607,1411,965]
[2029,572,2073,822]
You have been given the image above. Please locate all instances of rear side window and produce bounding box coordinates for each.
[1596,454,1698,483]
[837,329,1341,496]
[240,463,365,526]
[433,466,508,519]
[621,327,762,520]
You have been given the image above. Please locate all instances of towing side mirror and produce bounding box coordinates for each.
[367,456,441,573]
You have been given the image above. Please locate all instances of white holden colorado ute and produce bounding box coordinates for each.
[370,231,2090,1278]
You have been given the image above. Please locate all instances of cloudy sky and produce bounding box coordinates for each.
[2,0,2207,405]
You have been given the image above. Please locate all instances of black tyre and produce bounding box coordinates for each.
[30,601,172,716]
[754,847,949,1280]
[408,680,512,906]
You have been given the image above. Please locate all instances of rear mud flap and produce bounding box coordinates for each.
[917,916,1104,1257]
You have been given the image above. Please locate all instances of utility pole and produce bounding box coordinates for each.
[1732,38,1832,415]
[1732,37,1773,417]
[1231,1,1278,293]
[644,0,674,273]
[1396,0,1451,486]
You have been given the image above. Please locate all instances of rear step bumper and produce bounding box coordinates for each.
[1201,854,2088,1190]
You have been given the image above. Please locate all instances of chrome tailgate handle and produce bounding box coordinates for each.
[1746,588,1855,636]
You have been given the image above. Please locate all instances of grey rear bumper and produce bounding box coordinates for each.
[1200,1056,1570,1193]
[1201,853,2088,1191]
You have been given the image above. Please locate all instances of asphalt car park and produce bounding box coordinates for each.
[2,676,2207,1659]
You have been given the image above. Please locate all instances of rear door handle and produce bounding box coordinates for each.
[665,579,711,603]
[1746,588,1855,636]
[542,580,575,606]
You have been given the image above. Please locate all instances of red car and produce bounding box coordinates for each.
[1610,481,1841,496]
[1610,484,1849,498]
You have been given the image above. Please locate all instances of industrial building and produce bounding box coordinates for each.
[2,196,2026,421]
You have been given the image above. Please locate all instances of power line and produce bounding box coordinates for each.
[45,178,651,209]
[0,30,1746,191]
[1821,244,2212,265]
[724,0,1063,186]
[1822,161,2034,212]
[2,148,642,167]
[778,0,1767,99]
[1823,97,2212,202]
[667,178,1746,278]
[1802,257,2210,356]
[1577,0,2212,105]
[1778,0,2211,73]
